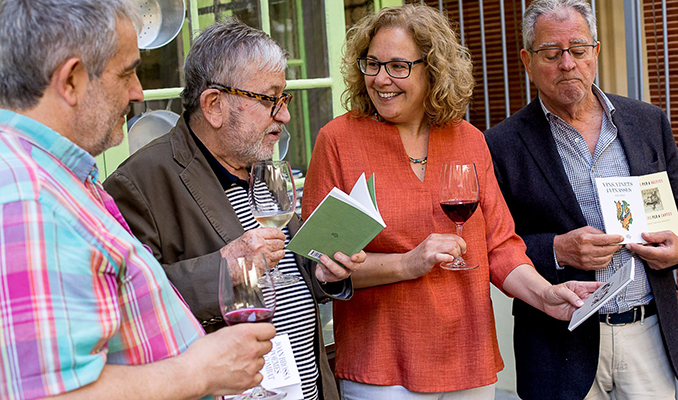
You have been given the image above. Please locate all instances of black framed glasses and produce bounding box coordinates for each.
[529,43,599,64]
[357,57,424,79]
[208,83,293,117]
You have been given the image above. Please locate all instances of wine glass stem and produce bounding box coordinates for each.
[456,223,463,238]
[270,263,284,278]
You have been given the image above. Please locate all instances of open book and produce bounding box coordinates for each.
[287,173,386,263]
[568,258,636,331]
[595,171,678,244]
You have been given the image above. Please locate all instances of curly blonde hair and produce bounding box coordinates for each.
[341,4,474,127]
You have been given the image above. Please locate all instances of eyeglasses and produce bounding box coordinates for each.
[357,57,424,79]
[208,83,293,117]
[529,43,599,64]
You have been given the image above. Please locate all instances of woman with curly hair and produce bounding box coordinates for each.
[302,4,599,399]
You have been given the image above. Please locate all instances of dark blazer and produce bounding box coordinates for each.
[104,116,349,400]
[485,94,678,400]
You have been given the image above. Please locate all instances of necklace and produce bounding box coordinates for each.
[408,155,427,165]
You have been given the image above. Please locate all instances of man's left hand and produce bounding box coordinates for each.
[625,230,678,270]
[315,251,366,284]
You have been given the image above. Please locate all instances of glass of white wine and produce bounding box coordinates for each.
[248,160,301,286]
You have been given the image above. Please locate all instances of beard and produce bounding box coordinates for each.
[227,108,278,166]
[72,81,127,157]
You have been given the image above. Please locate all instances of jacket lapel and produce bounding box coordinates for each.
[171,117,245,243]
[518,98,587,224]
[611,98,654,176]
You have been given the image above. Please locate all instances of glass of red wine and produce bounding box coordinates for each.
[218,254,285,400]
[439,162,480,270]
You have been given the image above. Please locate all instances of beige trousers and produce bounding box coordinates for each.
[585,315,676,400]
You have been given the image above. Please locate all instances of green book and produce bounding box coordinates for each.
[288,173,386,263]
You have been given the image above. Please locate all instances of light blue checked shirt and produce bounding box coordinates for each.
[540,85,653,314]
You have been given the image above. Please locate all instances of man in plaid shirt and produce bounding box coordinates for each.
[0,1,275,399]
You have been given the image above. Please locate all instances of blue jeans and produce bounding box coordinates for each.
[340,380,496,400]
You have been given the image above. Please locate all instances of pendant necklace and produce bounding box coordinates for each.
[407,155,427,165]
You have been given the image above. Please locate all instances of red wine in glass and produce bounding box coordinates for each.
[439,162,480,270]
[218,255,285,400]
[440,200,479,224]
[223,308,275,325]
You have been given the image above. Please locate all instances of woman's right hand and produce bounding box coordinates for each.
[401,233,467,279]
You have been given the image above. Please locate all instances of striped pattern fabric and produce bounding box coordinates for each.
[0,110,207,400]
[225,184,319,400]
[541,85,653,314]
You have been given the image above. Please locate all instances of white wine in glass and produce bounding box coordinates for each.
[248,160,300,286]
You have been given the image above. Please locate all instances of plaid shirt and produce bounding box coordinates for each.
[541,86,653,314]
[0,110,208,400]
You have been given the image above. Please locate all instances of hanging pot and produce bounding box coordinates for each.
[137,0,186,50]
[127,109,180,154]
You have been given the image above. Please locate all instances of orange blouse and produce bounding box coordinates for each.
[301,113,532,392]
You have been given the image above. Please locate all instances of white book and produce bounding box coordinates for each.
[595,171,678,244]
[568,258,636,331]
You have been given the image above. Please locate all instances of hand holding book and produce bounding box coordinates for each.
[287,173,386,264]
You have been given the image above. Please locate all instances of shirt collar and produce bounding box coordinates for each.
[185,113,248,191]
[0,109,98,183]
[539,83,616,121]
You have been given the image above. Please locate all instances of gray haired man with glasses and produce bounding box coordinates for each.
[104,19,365,400]
[485,0,678,399]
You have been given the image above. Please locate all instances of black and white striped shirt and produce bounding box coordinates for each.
[226,184,320,400]
[188,127,320,400]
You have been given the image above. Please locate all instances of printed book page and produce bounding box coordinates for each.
[595,177,648,243]
[596,171,678,244]
[225,333,303,400]
[568,258,635,331]
[638,171,678,233]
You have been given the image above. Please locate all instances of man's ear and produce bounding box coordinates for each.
[52,57,89,107]
[520,49,533,83]
[200,89,224,129]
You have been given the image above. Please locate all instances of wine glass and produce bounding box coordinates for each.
[439,162,480,270]
[248,160,301,286]
[218,254,285,400]
[275,125,290,160]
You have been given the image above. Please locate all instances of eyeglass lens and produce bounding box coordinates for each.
[536,44,596,63]
[359,59,413,78]
[272,95,292,117]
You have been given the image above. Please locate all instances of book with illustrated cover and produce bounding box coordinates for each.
[287,173,386,264]
[568,258,635,331]
[595,171,678,244]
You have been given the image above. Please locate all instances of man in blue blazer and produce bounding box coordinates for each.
[485,1,678,399]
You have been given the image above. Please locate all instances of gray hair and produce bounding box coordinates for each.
[522,0,597,50]
[0,0,141,110]
[182,19,289,117]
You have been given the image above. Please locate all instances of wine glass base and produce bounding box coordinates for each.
[439,262,479,271]
[258,272,301,288]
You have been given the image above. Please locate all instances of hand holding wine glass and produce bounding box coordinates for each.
[219,254,285,400]
[248,160,300,286]
[439,162,480,270]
